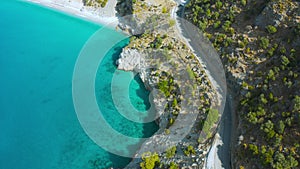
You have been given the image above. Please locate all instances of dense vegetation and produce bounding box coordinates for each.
[199,108,219,142]
[140,152,160,169]
[185,0,300,168]
[83,0,108,8]
[156,71,181,128]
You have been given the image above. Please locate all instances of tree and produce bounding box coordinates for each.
[266,25,277,34]
[216,0,223,9]
[206,9,211,18]
[214,21,221,29]
[260,37,270,49]
[262,147,275,165]
[293,96,300,112]
[260,120,275,138]
[268,69,276,80]
[272,151,285,169]
[274,134,282,147]
[277,120,285,134]
[169,162,178,169]
[222,20,232,32]
[281,56,290,69]
[184,145,196,156]
[248,144,259,155]
[269,92,274,101]
[158,79,170,97]
[154,36,163,49]
[172,98,178,108]
[260,94,268,104]
[162,7,168,13]
[247,111,258,124]
[241,0,247,6]
[166,146,176,158]
[140,152,160,169]
[272,152,298,169]
[286,155,298,168]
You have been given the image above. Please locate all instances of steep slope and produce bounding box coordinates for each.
[185,0,300,168]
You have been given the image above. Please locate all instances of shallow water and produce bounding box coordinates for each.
[0,1,157,168]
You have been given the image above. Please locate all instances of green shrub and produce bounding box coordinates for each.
[239,41,246,48]
[187,66,195,80]
[266,25,277,34]
[267,47,275,57]
[169,162,178,169]
[198,21,207,31]
[100,0,108,8]
[166,146,176,158]
[213,12,220,19]
[222,20,232,32]
[184,145,196,156]
[169,19,176,27]
[294,22,300,35]
[162,7,168,13]
[241,0,247,6]
[277,120,285,134]
[172,98,178,107]
[214,21,221,29]
[260,37,270,49]
[140,152,160,169]
[267,69,275,80]
[293,96,300,112]
[260,120,275,138]
[280,47,286,54]
[281,55,290,68]
[202,109,219,138]
[206,9,211,18]
[165,129,170,135]
[248,144,258,155]
[216,0,223,9]
[169,117,175,126]
[260,94,268,104]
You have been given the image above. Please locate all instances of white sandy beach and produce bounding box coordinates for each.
[27,0,119,27]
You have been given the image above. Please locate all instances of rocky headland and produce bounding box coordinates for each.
[115,0,223,168]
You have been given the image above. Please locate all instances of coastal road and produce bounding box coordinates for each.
[173,2,233,169]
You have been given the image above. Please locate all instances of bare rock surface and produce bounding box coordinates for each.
[116,49,145,71]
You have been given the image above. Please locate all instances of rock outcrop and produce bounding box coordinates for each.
[116,49,145,71]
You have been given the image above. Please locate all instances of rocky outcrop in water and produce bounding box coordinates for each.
[116,49,145,71]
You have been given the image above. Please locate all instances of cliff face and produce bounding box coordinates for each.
[116,0,133,17]
[117,49,144,71]
[116,48,168,127]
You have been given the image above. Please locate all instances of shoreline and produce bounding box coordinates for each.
[26,0,119,28]
[26,0,227,168]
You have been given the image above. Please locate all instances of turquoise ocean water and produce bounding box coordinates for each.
[0,1,157,168]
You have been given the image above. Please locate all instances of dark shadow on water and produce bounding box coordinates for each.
[111,46,125,67]
[133,74,151,110]
[107,153,132,169]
